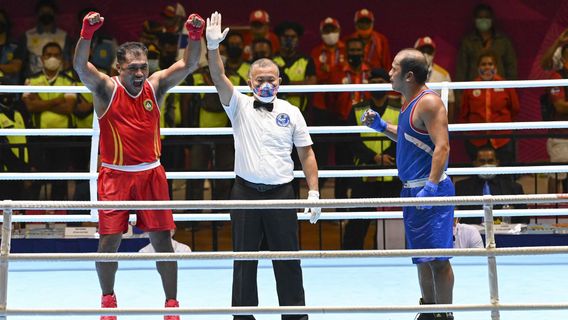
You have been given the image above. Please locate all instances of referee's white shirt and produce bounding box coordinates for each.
[224,88,313,185]
[453,223,484,249]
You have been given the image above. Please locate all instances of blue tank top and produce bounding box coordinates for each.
[396,89,447,182]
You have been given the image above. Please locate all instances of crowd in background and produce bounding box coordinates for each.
[0,1,566,245]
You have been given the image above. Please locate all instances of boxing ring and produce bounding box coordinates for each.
[2,79,568,320]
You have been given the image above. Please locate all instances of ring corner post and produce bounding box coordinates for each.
[0,200,14,318]
[482,195,500,320]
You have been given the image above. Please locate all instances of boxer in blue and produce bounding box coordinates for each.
[361,48,454,320]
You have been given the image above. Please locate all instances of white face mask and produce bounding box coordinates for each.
[475,18,492,32]
[478,163,497,180]
[321,32,340,46]
[252,82,278,103]
[43,57,61,71]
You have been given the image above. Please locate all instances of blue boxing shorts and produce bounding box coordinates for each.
[401,177,455,264]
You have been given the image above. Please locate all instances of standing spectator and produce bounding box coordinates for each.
[342,68,400,249]
[224,32,250,84]
[455,146,528,224]
[274,21,317,114]
[243,9,280,60]
[22,42,76,203]
[544,43,568,193]
[0,9,24,85]
[250,38,273,61]
[459,51,519,164]
[541,28,568,71]
[205,12,320,320]
[455,3,517,82]
[414,36,456,122]
[361,49,455,320]
[327,38,371,203]
[19,0,72,79]
[348,8,391,70]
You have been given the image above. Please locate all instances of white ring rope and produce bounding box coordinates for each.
[5,303,568,316]
[1,194,567,210]
[2,78,568,94]
[1,164,568,180]
[6,208,562,223]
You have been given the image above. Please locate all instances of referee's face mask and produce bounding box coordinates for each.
[248,64,281,103]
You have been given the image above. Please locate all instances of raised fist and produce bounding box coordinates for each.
[185,13,205,41]
[81,12,104,40]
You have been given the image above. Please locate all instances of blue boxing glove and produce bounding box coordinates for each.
[361,109,387,132]
[415,181,438,210]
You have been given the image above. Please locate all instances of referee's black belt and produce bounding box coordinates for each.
[236,176,287,192]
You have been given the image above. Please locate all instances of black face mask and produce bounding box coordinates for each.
[0,23,6,34]
[253,51,270,61]
[348,54,363,67]
[371,91,386,100]
[39,13,55,25]
[227,46,243,59]
[282,37,296,50]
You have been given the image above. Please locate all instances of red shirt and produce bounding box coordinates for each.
[329,63,371,121]
[311,41,346,110]
[99,77,161,165]
[348,31,392,70]
[459,74,520,148]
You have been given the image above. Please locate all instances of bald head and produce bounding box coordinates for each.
[396,48,429,84]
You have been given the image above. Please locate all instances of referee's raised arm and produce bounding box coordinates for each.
[205,11,233,105]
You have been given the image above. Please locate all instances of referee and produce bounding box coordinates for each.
[205,12,320,320]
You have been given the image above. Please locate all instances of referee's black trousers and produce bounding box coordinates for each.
[230,177,308,320]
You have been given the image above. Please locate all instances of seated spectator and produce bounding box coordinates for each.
[139,230,192,253]
[243,9,280,60]
[348,8,391,69]
[0,9,24,85]
[459,51,519,164]
[455,146,529,225]
[456,3,517,82]
[250,38,272,61]
[453,218,484,249]
[544,43,568,192]
[414,36,456,122]
[223,31,250,84]
[541,28,568,71]
[19,0,72,79]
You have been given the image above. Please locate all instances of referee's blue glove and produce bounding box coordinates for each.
[415,181,438,210]
[361,109,387,133]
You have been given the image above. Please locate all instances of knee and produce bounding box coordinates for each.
[430,260,452,274]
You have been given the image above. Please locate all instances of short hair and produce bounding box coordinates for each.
[42,42,62,55]
[248,58,279,79]
[345,37,365,49]
[252,38,272,50]
[116,42,148,64]
[274,21,304,37]
[399,49,429,84]
[477,145,497,155]
[476,50,498,66]
[474,3,493,17]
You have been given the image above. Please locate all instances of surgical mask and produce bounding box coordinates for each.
[43,57,61,71]
[478,164,497,180]
[479,67,496,80]
[39,13,55,25]
[252,82,278,103]
[148,59,160,73]
[475,18,492,32]
[227,46,243,59]
[348,54,363,67]
[321,32,340,46]
[423,53,434,68]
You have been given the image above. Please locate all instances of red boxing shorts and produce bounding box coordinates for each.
[97,165,175,235]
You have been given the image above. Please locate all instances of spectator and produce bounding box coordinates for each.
[274,21,317,114]
[414,36,456,122]
[250,37,272,61]
[19,0,72,79]
[22,42,76,203]
[455,146,528,225]
[453,218,484,249]
[223,31,250,84]
[342,68,401,249]
[0,9,24,84]
[541,28,568,71]
[348,8,391,70]
[455,3,517,82]
[243,9,280,60]
[544,43,568,193]
[459,51,519,164]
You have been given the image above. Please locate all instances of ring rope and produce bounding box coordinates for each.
[1,194,566,210]
[4,303,568,316]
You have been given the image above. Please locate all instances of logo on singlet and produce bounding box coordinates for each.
[143,99,153,111]
[276,113,290,127]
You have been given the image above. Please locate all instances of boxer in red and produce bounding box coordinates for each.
[73,11,204,320]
